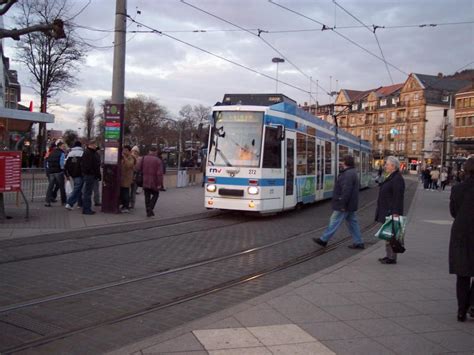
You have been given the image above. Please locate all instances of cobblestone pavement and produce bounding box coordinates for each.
[0,180,418,354]
[111,182,474,355]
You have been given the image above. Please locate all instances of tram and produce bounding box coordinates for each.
[204,93,372,213]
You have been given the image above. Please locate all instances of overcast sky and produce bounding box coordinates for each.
[3,0,474,132]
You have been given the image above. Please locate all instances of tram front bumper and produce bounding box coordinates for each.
[205,195,265,211]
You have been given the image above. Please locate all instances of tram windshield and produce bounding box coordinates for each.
[208,111,263,167]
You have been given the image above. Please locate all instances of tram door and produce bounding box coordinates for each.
[315,139,325,200]
[283,132,296,209]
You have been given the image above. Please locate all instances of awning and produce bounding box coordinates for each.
[0,107,54,123]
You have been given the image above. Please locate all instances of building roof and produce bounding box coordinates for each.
[414,73,471,92]
[342,89,372,102]
[456,82,474,94]
[375,83,404,97]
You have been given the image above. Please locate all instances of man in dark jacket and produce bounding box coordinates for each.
[64,141,84,210]
[313,155,364,249]
[81,140,101,215]
[45,142,66,206]
[449,157,474,321]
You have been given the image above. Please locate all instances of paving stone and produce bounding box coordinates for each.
[193,328,262,350]
[345,318,412,337]
[422,330,474,352]
[247,324,315,346]
[376,290,430,302]
[141,333,205,354]
[299,321,365,340]
[233,307,290,327]
[374,333,448,355]
[267,295,337,323]
[299,289,354,307]
[200,317,243,330]
[208,347,271,355]
[268,341,336,354]
[403,300,456,315]
[323,304,381,321]
[390,315,455,333]
[342,291,390,304]
[322,337,395,355]
[369,302,422,317]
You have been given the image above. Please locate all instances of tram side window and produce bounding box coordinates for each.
[307,136,315,175]
[297,133,307,175]
[324,141,332,174]
[354,150,360,172]
[338,145,349,163]
[262,127,282,169]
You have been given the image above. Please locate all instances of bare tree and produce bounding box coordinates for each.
[0,0,65,40]
[82,98,95,140]
[126,95,169,149]
[14,0,87,161]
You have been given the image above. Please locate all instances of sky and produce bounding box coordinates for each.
[3,0,474,133]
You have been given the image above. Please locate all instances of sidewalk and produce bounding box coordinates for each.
[112,185,474,354]
[0,186,208,241]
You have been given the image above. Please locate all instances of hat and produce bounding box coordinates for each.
[55,139,63,146]
[131,146,140,152]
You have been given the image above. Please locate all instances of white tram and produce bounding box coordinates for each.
[204,94,372,213]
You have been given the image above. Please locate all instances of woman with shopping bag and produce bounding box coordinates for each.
[375,156,405,264]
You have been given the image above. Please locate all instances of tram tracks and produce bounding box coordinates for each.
[1,181,417,353]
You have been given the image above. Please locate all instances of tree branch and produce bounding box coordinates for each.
[0,0,17,16]
[0,19,64,40]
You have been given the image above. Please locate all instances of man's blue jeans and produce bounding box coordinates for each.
[320,210,363,245]
[66,177,83,207]
[82,175,95,213]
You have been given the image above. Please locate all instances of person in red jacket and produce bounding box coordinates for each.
[137,147,163,217]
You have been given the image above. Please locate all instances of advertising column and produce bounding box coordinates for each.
[102,103,124,213]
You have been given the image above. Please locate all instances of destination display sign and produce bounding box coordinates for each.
[0,151,22,193]
[104,103,124,145]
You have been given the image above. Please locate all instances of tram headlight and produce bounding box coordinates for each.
[247,186,259,195]
[206,184,217,193]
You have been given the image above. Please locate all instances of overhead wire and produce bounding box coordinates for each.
[180,0,330,99]
[125,15,313,95]
[333,0,394,84]
[268,0,409,76]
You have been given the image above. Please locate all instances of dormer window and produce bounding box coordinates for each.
[380,99,387,106]
[352,103,358,111]
[361,102,368,109]
[442,95,449,102]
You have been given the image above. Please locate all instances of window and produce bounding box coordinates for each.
[470,97,474,107]
[400,142,405,151]
[414,93,419,100]
[457,98,463,108]
[352,103,358,111]
[392,97,399,105]
[361,102,368,109]
[462,117,466,126]
[412,108,419,118]
[391,112,396,121]
[464,98,469,107]
[390,143,395,151]
[307,136,315,175]
[378,144,383,151]
[351,117,355,124]
[442,95,449,102]
[324,141,332,174]
[456,117,461,127]
[296,133,307,175]
[262,127,282,169]
[412,142,417,151]
[379,113,385,123]
[412,125,418,134]
[380,99,387,106]
[338,145,349,173]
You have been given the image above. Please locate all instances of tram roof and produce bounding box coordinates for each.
[221,93,296,106]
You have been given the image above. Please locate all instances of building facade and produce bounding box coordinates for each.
[332,73,470,171]
[454,83,474,155]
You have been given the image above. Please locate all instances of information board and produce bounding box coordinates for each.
[0,151,22,193]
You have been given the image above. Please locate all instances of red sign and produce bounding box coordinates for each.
[0,151,22,193]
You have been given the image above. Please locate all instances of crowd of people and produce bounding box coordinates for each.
[43,140,165,217]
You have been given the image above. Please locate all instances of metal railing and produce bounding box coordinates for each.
[2,168,49,204]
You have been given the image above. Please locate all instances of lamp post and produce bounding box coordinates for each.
[272,57,285,93]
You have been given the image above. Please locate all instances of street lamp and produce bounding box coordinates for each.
[272,57,285,93]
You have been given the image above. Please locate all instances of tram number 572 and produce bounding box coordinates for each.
[249,169,257,175]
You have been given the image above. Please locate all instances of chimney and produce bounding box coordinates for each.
[437,72,443,78]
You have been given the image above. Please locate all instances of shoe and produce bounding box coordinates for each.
[121,208,130,213]
[348,244,365,249]
[159,188,166,191]
[83,211,96,215]
[312,238,327,247]
[50,199,57,203]
[378,257,389,262]
[94,203,102,206]
[44,203,51,207]
[65,204,73,211]
[457,312,467,322]
[380,258,397,264]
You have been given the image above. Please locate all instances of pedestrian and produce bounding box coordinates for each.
[64,141,84,210]
[313,155,364,249]
[423,168,431,189]
[449,157,474,322]
[430,168,440,190]
[440,168,449,191]
[158,152,166,191]
[375,156,405,264]
[130,146,141,209]
[137,147,163,217]
[93,145,102,206]
[44,141,67,207]
[81,140,101,215]
[120,145,136,213]
[44,142,59,202]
